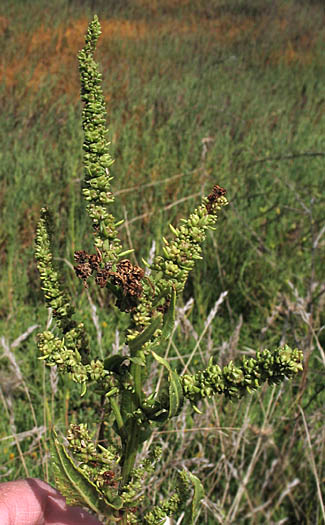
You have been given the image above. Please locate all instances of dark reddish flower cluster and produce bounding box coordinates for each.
[101,470,118,489]
[106,259,144,298]
[206,185,227,214]
[74,250,102,285]
[74,250,144,310]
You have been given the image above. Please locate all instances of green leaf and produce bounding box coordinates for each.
[104,354,128,373]
[169,370,184,418]
[129,355,146,366]
[129,313,162,352]
[187,472,205,524]
[151,351,172,374]
[51,430,123,513]
[51,430,103,514]
[151,351,184,418]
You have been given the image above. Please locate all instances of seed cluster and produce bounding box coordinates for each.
[151,188,228,295]
[74,249,145,312]
[182,345,303,405]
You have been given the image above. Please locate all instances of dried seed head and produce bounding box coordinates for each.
[74,250,102,286]
[206,185,227,214]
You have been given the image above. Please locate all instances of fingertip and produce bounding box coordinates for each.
[0,479,44,525]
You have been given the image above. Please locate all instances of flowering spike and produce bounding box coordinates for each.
[78,15,123,263]
[181,345,303,404]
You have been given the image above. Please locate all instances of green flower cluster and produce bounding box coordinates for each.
[181,345,303,405]
[35,209,74,331]
[143,470,194,525]
[144,493,180,525]
[151,189,228,296]
[78,15,128,262]
[37,328,106,387]
[120,447,161,508]
[35,209,106,389]
[67,423,118,466]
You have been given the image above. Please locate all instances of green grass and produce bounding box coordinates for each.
[0,0,324,522]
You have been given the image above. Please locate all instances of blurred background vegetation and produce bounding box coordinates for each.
[0,0,324,522]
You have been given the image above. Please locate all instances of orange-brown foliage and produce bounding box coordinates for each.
[0,17,149,100]
[135,0,191,11]
[0,15,8,34]
[0,8,323,102]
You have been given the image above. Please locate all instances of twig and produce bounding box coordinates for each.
[119,192,201,228]
[246,151,325,168]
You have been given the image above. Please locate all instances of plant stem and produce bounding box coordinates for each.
[132,359,144,406]
[121,420,140,485]
[120,360,145,483]
[110,397,124,434]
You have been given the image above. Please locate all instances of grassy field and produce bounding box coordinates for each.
[0,0,324,522]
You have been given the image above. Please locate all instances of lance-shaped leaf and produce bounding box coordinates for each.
[51,430,123,513]
[128,313,163,353]
[187,472,205,524]
[152,351,184,418]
